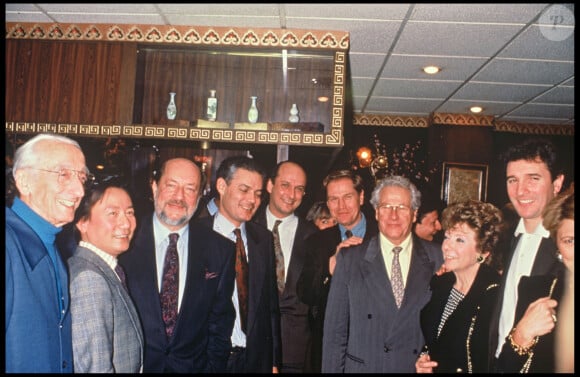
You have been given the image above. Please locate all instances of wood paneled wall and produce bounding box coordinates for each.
[5,39,136,124]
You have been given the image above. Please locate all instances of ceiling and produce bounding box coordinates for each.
[5,3,575,130]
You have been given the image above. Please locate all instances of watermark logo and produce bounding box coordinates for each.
[539,4,575,42]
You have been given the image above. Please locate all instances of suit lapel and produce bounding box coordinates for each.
[78,246,145,349]
[283,218,309,297]
[361,238,393,312]
[402,241,435,310]
[131,219,166,323]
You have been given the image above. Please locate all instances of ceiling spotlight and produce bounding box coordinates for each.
[470,106,483,113]
[422,65,440,75]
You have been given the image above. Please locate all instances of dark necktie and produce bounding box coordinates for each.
[114,263,128,291]
[391,246,404,308]
[234,228,249,334]
[272,220,285,294]
[160,233,179,339]
[345,230,353,239]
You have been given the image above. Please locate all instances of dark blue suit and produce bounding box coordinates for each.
[119,215,236,373]
[253,209,319,372]
[198,215,282,373]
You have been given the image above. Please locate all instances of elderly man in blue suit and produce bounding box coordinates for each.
[322,175,443,373]
[6,133,89,372]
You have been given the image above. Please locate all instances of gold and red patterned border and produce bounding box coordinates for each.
[353,113,574,136]
[5,22,349,50]
[5,122,340,147]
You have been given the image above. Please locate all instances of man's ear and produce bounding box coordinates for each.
[266,179,274,194]
[13,169,30,196]
[216,177,227,196]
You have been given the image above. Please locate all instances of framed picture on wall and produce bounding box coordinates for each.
[442,162,488,205]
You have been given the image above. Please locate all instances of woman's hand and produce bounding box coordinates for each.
[512,296,558,347]
[415,352,437,373]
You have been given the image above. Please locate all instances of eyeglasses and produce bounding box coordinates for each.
[378,204,411,213]
[31,168,95,188]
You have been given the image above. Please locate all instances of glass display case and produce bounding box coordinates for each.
[5,23,349,147]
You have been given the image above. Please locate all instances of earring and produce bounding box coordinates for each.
[557,252,563,262]
[476,255,485,264]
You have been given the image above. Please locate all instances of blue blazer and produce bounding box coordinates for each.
[5,206,73,373]
[119,215,236,373]
[322,235,443,373]
[198,215,283,373]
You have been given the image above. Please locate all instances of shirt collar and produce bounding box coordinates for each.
[214,211,246,239]
[152,213,188,244]
[79,240,118,270]
[513,217,550,238]
[339,212,367,239]
[380,232,413,254]
[265,206,296,229]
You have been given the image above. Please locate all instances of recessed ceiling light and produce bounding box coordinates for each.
[422,65,440,75]
[470,106,483,113]
[317,96,329,103]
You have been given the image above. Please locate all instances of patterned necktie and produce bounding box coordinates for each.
[345,230,353,239]
[234,228,249,334]
[391,246,404,308]
[160,233,179,339]
[114,263,128,291]
[272,220,285,294]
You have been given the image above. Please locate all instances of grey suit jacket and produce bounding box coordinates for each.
[68,246,144,373]
[322,235,443,373]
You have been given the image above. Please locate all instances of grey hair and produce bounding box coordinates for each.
[369,175,422,210]
[12,133,82,178]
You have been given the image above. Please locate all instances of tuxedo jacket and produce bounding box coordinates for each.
[322,234,443,373]
[253,208,319,371]
[496,258,565,373]
[198,215,282,373]
[68,246,144,373]
[119,215,236,373]
[488,232,561,372]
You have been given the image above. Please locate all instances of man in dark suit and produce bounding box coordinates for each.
[252,160,319,373]
[322,175,443,372]
[490,139,566,373]
[119,157,236,373]
[296,169,378,373]
[199,155,282,373]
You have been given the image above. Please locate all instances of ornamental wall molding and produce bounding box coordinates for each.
[5,22,349,51]
[353,113,573,136]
